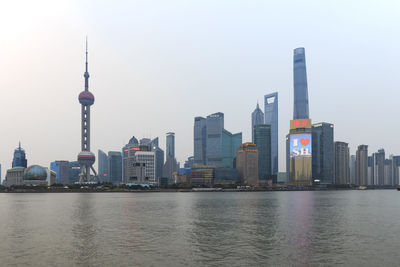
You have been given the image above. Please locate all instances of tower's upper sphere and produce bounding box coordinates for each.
[77,151,96,166]
[79,91,95,106]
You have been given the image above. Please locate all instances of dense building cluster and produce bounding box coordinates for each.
[2,46,399,188]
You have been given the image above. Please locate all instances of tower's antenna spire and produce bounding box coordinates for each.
[85,36,88,73]
[84,36,89,91]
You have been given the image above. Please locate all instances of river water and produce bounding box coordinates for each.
[0,191,399,266]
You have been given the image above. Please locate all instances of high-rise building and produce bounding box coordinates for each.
[372,149,385,185]
[206,112,224,166]
[184,156,194,168]
[126,151,155,185]
[293,47,309,120]
[236,143,259,186]
[384,159,393,186]
[122,136,139,180]
[194,112,241,168]
[312,122,334,184]
[50,160,70,184]
[77,39,97,183]
[12,142,27,168]
[98,149,109,182]
[164,132,178,184]
[69,161,80,184]
[368,156,374,185]
[166,132,175,159]
[392,156,400,186]
[334,142,350,184]
[356,145,368,186]
[108,151,122,184]
[194,117,207,165]
[264,92,278,175]
[150,137,164,183]
[222,129,242,168]
[253,124,272,181]
[251,103,264,142]
[288,119,313,185]
[163,156,178,184]
[350,155,356,184]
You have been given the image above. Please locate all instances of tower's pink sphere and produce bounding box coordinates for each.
[79,91,95,106]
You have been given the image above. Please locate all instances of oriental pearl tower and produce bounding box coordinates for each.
[77,39,97,183]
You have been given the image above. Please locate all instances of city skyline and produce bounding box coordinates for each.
[1,0,400,179]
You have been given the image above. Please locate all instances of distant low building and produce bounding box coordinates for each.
[5,165,56,186]
[189,166,216,187]
[214,168,238,185]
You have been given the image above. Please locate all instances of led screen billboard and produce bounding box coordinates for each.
[290,119,312,130]
[290,134,312,159]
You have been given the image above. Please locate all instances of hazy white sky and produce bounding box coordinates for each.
[1,0,400,178]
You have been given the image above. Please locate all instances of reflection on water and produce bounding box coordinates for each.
[0,191,399,266]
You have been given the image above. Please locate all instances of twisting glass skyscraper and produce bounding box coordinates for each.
[293,47,309,119]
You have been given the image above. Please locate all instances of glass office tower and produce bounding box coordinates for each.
[253,124,272,181]
[312,122,334,184]
[265,92,278,175]
[293,48,309,120]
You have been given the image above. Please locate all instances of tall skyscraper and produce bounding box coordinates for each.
[194,117,207,165]
[98,149,109,182]
[206,112,224,166]
[334,142,350,184]
[236,143,259,186]
[251,103,264,142]
[253,124,272,181]
[221,129,242,168]
[356,145,368,186]
[265,92,278,175]
[77,39,97,183]
[312,122,334,184]
[164,132,178,184]
[166,132,175,158]
[12,142,27,168]
[293,47,309,119]
[108,151,122,184]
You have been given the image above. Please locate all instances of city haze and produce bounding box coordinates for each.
[1,0,399,178]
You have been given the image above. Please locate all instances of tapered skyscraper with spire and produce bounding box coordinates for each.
[251,102,264,142]
[77,39,97,183]
[293,47,309,119]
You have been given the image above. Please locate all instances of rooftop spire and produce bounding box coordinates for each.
[85,36,88,72]
[84,36,89,91]
[18,141,21,149]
